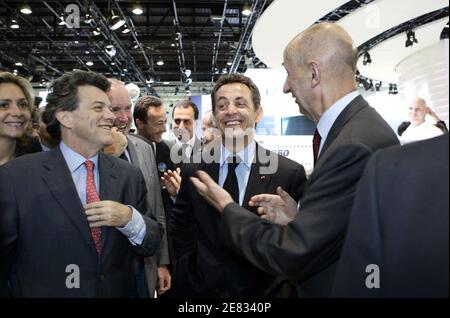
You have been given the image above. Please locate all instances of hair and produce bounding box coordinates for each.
[42,70,110,141]
[210,73,261,113]
[0,72,35,115]
[172,100,199,120]
[133,95,163,124]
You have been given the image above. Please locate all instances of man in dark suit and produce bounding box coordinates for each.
[189,23,399,297]
[0,71,162,297]
[170,73,307,297]
[332,134,448,298]
[105,79,171,297]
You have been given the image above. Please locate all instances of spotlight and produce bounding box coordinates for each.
[375,81,382,92]
[122,27,130,34]
[93,27,101,36]
[84,13,92,24]
[109,11,125,31]
[58,14,66,26]
[156,59,164,66]
[132,5,144,15]
[10,19,19,29]
[363,52,372,66]
[86,61,94,66]
[405,30,418,47]
[20,5,32,15]
[184,69,192,77]
[242,3,252,16]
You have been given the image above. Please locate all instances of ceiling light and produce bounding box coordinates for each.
[58,15,66,26]
[111,62,116,65]
[122,27,130,34]
[227,61,232,66]
[93,28,101,36]
[109,12,125,31]
[242,3,252,16]
[163,82,170,85]
[20,5,32,15]
[132,5,144,15]
[15,62,23,66]
[156,59,164,66]
[10,19,19,29]
[86,61,94,66]
[84,14,92,24]
[85,50,90,54]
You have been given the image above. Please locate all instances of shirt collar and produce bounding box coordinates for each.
[316,90,359,143]
[220,139,256,168]
[59,141,99,173]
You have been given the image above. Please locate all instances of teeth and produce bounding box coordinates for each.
[226,121,240,126]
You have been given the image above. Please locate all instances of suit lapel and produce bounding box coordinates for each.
[41,148,97,255]
[126,136,138,164]
[98,153,121,253]
[319,95,368,160]
[242,144,271,213]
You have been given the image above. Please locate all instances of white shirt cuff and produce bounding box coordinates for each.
[116,206,147,246]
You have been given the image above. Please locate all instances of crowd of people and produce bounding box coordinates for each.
[0,22,448,298]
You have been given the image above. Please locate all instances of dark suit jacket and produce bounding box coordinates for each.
[219,95,400,297]
[332,134,449,298]
[170,144,307,297]
[0,147,163,298]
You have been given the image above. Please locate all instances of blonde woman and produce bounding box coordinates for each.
[0,72,34,166]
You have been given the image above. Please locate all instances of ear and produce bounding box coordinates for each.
[55,111,73,129]
[255,106,264,124]
[308,61,321,88]
[135,118,144,130]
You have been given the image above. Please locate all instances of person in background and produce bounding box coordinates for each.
[201,110,220,148]
[0,72,34,166]
[104,79,171,297]
[171,100,202,162]
[398,97,445,144]
[34,106,59,151]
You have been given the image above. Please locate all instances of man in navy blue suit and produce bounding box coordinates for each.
[333,134,448,298]
[0,70,162,297]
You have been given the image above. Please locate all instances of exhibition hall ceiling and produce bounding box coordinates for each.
[253,0,449,83]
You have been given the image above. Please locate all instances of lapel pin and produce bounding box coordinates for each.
[260,175,266,181]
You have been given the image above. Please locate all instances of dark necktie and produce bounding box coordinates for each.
[223,156,240,203]
[119,151,129,162]
[84,160,102,254]
[313,129,322,167]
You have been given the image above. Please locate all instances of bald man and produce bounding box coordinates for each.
[399,97,444,144]
[104,79,171,297]
[189,23,399,297]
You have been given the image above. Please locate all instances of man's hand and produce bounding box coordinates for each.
[102,127,128,157]
[250,187,298,225]
[161,167,182,197]
[157,265,172,295]
[85,200,132,227]
[190,170,234,213]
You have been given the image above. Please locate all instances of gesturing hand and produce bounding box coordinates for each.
[250,187,298,225]
[161,167,182,197]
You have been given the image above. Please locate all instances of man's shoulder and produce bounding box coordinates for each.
[128,134,154,153]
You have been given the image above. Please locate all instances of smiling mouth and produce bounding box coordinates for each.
[224,120,242,127]
[99,125,112,131]
[4,121,25,128]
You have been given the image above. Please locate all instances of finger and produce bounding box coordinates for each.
[88,220,105,228]
[196,170,215,185]
[277,186,292,202]
[256,207,266,215]
[86,214,104,222]
[190,177,208,195]
[250,194,276,204]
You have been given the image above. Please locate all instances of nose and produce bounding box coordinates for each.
[283,80,290,94]
[7,103,24,117]
[226,104,238,115]
[116,110,128,123]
